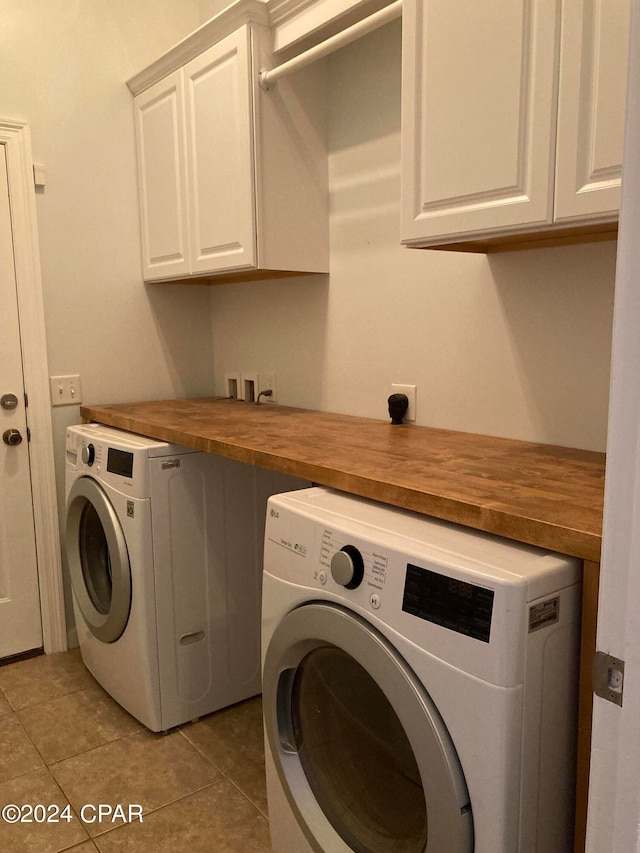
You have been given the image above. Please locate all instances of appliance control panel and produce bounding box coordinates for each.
[65,427,150,497]
[320,529,388,609]
[401,562,494,643]
[265,506,390,612]
[66,434,104,473]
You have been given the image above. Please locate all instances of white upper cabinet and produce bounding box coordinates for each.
[129,2,328,283]
[401,0,629,250]
[554,0,631,223]
[184,29,256,274]
[134,70,190,280]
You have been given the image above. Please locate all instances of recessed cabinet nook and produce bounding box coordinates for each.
[401,0,631,252]
[127,0,329,285]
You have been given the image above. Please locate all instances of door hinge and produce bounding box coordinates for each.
[593,651,625,707]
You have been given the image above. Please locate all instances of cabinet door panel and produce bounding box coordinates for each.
[185,29,256,272]
[554,0,630,223]
[401,0,559,245]
[134,71,190,280]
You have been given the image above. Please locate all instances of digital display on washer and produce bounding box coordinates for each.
[402,563,494,642]
[107,448,134,479]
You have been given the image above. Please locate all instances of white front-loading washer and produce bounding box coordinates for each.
[262,487,582,853]
[65,423,307,732]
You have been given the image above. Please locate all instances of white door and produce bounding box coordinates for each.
[0,142,42,658]
[586,0,640,849]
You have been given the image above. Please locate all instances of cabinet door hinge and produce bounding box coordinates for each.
[593,651,625,706]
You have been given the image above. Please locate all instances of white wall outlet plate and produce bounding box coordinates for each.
[390,383,417,422]
[50,374,82,407]
[261,372,277,403]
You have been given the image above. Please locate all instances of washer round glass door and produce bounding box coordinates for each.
[263,602,474,853]
[65,476,132,643]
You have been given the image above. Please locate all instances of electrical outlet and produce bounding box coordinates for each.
[390,383,417,422]
[260,373,277,403]
[241,372,259,403]
[50,374,82,407]
[225,372,241,400]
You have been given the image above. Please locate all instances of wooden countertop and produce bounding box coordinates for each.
[80,397,606,562]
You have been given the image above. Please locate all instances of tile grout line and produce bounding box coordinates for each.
[177,726,269,819]
[226,776,269,820]
[48,729,227,842]
[0,721,94,851]
[0,708,47,786]
[0,653,96,714]
[48,726,151,775]
[84,777,229,845]
[15,684,144,767]
[2,708,95,844]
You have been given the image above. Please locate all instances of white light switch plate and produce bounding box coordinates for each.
[50,375,82,406]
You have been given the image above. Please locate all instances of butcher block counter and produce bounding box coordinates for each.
[80,396,605,561]
[81,395,604,852]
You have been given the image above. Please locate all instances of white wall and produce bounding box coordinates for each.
[200,0,234,19]
[0,0,215,409]
[0,0,216,636]
[210,19,616,452]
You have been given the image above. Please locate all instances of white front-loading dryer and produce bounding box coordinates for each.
[261,487,582,853]
[65,423,307,732]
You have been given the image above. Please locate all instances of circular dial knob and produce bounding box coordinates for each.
[81,443,95,466]
[3,428,23,446]
[330,545,365,589]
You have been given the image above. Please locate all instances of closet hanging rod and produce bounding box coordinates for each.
[259,0,402,89]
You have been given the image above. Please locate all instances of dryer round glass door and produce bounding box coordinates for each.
[263,602,474,853]
[65,476,132,643]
